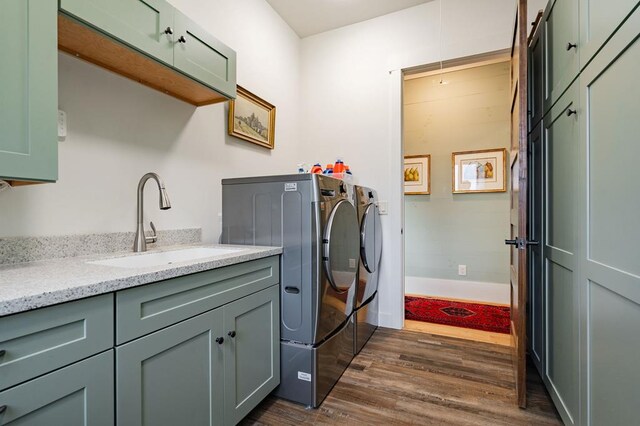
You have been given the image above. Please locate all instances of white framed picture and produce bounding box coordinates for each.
[404,155,431,195]
[452,148,507,193]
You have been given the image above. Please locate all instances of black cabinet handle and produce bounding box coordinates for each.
[177,36,187,44]
[566,42,577,51]
[228,331,236,338]
[0,405,6,414]
[566,108,577,117]
[164,27,173,35]
[0,349,5,358]
[215,337,224,344]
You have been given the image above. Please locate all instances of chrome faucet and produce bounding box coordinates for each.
[133,172,171,252]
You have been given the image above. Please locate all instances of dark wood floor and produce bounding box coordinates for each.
[242,328,561,425]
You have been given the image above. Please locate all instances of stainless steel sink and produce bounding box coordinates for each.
[87,247,245,269]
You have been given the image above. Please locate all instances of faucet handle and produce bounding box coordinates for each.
[146,221,158,244]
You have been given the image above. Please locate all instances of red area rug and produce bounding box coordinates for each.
[405,296,511,334]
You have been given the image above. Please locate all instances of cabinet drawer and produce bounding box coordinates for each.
[116,256,279,344]
[0,350,114,426]
[543,0,580,113]
[0,294,114,391]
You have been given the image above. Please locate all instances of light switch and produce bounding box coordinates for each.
[458,265,467,276]
[377,201,388,215]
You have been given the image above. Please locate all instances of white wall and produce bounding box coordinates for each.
[299,0,518,328]
[0,0,300,244]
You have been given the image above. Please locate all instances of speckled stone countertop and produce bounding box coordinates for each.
[0,244,282,317]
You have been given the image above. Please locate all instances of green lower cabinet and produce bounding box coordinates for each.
[0,351,114,426]
[59,0,175,65]
[0,0,57,183]
[173,10,237,98]
[578,9,640,425]
[116,308,225,426]
[223,285,280,425]
[543,82,580,426]
[116,284,280,426]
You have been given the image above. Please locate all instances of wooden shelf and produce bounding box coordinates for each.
[57,14,228,107]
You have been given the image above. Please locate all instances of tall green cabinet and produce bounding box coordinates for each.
[530,1,640,424]
[0,0,58,183]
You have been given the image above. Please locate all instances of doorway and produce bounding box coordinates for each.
[401,57,512,346]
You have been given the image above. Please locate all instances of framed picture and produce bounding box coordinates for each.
[404,155,431,195]
[452,148,507,193]
[228,86,276,149]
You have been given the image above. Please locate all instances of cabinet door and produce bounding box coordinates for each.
[0,351,114,426]
[578,9,640,425]
[528,121,544,375]
[59,0,175,65]
[528,22,544,131]
[0,0,57,182]
[116,309,225,426]
[543,0,579,113]
[579,0,639,69]
[173,11,237,98]
[543,83,580,426]
[223,285,279,425]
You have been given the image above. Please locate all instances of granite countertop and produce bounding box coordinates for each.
[0,243,282,317]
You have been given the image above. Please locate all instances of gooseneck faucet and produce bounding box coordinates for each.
[133,172,171,252]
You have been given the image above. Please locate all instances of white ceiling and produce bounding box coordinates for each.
[266,0,434,38]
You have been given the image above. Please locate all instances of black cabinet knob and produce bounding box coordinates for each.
[215,337,224,344]
[164,27,173,35]
[177,35,187,44]
[566,42,577,51]
[0,349,5,357]
[566,108,577,117]
[228,331,236,338]
[0,405,6,414]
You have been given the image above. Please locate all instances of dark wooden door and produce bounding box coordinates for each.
[507,0,529,408]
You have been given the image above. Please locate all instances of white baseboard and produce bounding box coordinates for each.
[404,276,509,305]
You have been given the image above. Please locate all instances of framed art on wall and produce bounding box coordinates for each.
[228,86,276,149]
[404,155,431,195]
[452,148,507,193]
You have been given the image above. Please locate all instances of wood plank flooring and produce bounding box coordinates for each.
[242,328,561,425]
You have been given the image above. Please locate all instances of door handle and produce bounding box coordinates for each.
[505,239,518,246]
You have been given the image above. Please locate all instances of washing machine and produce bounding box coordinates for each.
[221,174,360,407]
[353,185,382,354]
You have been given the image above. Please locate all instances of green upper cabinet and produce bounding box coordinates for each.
[59,0,175,65]
[543,0,580,114]
[0,0,58,183]
[173,11,237,98]
[579,0,639,69]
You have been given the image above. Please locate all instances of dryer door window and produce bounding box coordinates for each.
[361,203,383,273]
[323,200,359,293]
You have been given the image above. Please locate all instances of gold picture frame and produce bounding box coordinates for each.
[228,86,276,149]
[404,155,431,195]
[452,148,507,193]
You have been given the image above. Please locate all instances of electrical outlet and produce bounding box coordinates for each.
[458,265,467,276]
[377,201,388,215]
[57,110,67,139]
